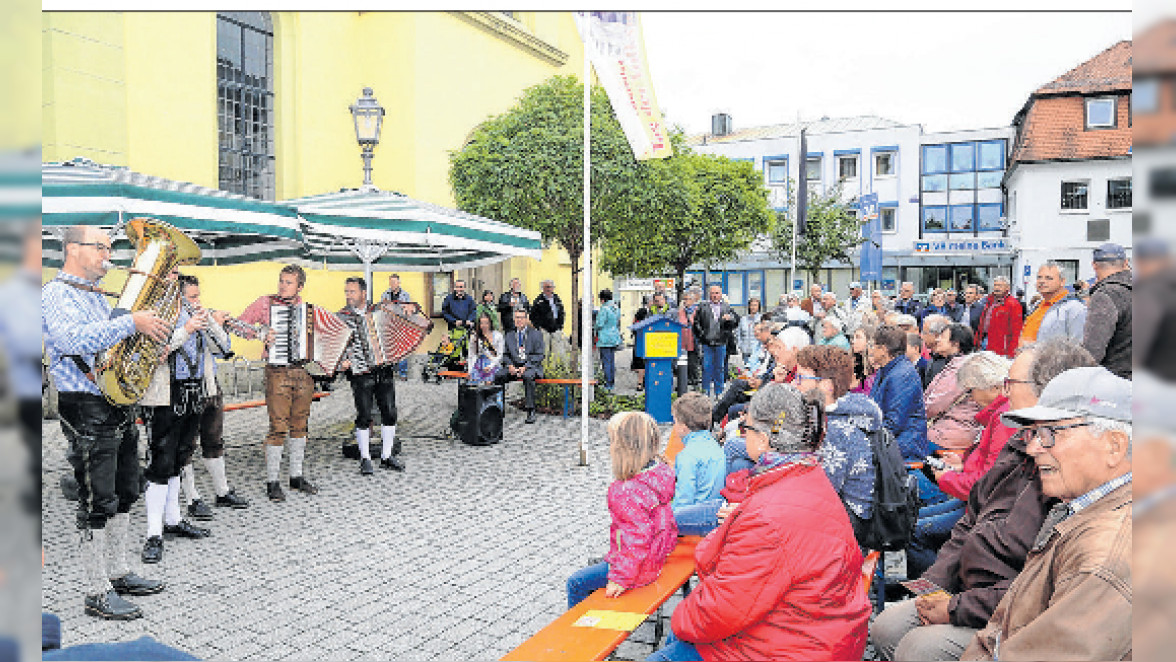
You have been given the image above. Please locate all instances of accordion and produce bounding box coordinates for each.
[348,302,434,373]
[269,302,353,377]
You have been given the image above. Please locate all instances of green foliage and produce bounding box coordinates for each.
[599,148,774,302]
[771,182,866,282]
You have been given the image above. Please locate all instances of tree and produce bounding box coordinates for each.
[449,75,637,345]
[771,183,866,285]
[599,149,775,304]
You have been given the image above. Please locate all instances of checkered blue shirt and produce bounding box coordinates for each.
[1067,471,1132,517]
[42,272,136,395]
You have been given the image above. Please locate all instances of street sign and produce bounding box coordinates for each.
[793,279,803,290]
[859,193,882,281]
[859,193,878,221]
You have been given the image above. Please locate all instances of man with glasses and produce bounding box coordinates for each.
[43,226,171,619]
[961,366,1131,661]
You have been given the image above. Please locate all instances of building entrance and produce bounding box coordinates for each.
[901,265,1012,295]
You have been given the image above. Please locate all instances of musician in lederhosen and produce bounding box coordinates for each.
[238,264,318,503]
[175,274,250,520]
[42,225,169,620]
[138,269,213,565]
[380,273,412,379]
[338,277,405,475]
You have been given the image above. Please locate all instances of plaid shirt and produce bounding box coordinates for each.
[42,272,136,395]
[1067,471,1132,517]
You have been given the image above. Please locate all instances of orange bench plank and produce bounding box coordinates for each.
[501,537,700,662]
[222,391,329,412]
[663,427,684,465]
[861,550,880,594]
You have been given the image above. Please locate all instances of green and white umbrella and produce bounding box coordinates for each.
[283,188,543,275]
[41,158,305,267]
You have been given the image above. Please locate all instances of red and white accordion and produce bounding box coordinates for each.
[348,302,434,374]
[269,302,353,377]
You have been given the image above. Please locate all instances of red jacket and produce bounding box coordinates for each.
[938,395,1016,501]
[974,295,1023,358]
[672,461,871,661]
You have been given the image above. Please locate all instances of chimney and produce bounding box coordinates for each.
[711,113,732,137]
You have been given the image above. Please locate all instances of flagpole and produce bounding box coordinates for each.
[579,52,591,467]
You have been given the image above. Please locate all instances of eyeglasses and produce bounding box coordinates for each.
[737,420,771,438]
[796,374,823,384]
[1031,421,1092,448]
[76,242,113,254]
[1003,377,1032,390]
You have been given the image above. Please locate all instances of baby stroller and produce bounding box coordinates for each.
[421,326,469,383]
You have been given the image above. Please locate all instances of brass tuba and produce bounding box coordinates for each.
[96,218,202,405]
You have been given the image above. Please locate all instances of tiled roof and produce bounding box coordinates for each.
[1133,19,1176,76]
[1033,40,1131,96]
[685,115,911,147]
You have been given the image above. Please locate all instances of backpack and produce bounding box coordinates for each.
[830,414,919,551]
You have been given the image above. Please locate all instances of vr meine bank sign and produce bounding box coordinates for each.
[914,238,1012,254]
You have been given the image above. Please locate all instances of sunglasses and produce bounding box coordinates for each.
[1030,421,1092,449]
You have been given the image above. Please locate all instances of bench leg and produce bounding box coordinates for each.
[563,386,570,420]
[653,603,664,645]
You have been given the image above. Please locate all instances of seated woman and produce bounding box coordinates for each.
[849,326,877,395]
[466,312,504,385]
[668,393,727,537]
[930,351,1014,500]
[923,323,980,453]
[648,383,871,662]
[817,316,851,350]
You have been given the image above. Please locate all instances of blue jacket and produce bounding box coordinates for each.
[823,393,882,520]
[441,292,476,329]
[594,301,622,348]
[870,355,929,461]
[895,297,922,318]
[671,430,726,512]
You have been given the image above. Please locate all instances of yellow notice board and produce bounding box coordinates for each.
[645,331,679,359]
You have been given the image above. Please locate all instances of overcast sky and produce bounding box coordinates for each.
[641,11,1132,136]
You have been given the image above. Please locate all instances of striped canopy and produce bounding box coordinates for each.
[283,188,543,273]
[41,158,305,267]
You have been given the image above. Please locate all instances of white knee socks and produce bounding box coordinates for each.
[106,512,131,580]
[164,476,182,527]
[266,445,283,482]
[204,456,230,497]
[380,425,396,460]
[356,428,371,460]
[81,528,112,596]
[287,437,307,479]
[180,463,201,505]
[145,482,168,538]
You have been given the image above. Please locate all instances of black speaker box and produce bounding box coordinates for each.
[454,383,504,446]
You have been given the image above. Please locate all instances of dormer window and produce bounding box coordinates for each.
[1085,97,1117,130]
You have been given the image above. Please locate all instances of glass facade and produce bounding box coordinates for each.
[921,138,1007,234]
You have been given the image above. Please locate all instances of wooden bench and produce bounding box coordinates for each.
[435,372,595,420]
[501,536,702,662]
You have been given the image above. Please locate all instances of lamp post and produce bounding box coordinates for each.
[349,87,385,189]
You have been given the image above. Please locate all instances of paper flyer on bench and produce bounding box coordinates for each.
[572,610,647,631]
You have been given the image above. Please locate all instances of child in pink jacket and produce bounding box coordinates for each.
[566,411,678,608]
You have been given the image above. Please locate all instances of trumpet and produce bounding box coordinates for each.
[180,300,237,359]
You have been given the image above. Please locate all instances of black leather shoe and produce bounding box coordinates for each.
[289,476,318,495]
[141,536,164,564]
[110,572,165,596]
[266,481,286,502]
[186,499,214,521]
[379,455,405,471]
[84,590,142,620]
[525,410,538,424]
[163,520,211,540]
[215,490,250,509]
[360,458,374,475]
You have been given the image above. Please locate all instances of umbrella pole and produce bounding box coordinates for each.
[365,259,374,305]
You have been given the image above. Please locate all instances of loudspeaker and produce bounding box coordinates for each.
[454,384,504,446]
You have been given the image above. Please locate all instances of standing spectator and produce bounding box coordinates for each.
[440,279,475,331]
[475,289,500,331]
[653,280,677,308]
[380,273,412,305]
[1133,237,1176,380]
[594,289,621,390]
[920,314,953,386]
[961,367,1131,661]
[847,281,868,311]
[801,282,824,315]
[693,285,739,397]
[921,289,952,324]
[962,284,986,332]
[767,293,790,321]
[943,288,964,323]
[782,292,813,330]
[895,281,923,317]
[872,289,889,316]
[734,297,763,366]
[815,291,854,336]
[974,276,1022,358]
[497,278,530,332]
[1082,243,1133,378]
[679,290,701,387]
[1020,261,1086,347]
[530,279,566,335]
[870,325,929,463]
[630,295,652,390]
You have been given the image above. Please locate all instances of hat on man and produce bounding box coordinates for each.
[849,281,862,290]
[1092,243,1128,262]
[1136,237,1170,260]
[1001,367,1131,428]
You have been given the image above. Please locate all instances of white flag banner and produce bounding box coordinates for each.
[574,11,673,161]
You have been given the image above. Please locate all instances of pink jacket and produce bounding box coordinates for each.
[924,355,984,451]
[605,462,678,589]
[938,395,1015,500]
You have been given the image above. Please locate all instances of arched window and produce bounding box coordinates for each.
[217,12,274,200]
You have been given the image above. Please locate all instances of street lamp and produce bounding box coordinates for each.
[349,87,385,188]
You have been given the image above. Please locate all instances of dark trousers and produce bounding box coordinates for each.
[196,394,225,459]
[494,365,541,411]
[142,381,203,485]
[20,399,40,514]
[58,392,141,530]
[349,366,398,429]
[687,349,701,384]
[712,379,752,425]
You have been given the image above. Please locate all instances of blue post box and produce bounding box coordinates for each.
[631,314,686,423]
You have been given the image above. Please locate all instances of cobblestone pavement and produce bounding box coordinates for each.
[40,361,681,662]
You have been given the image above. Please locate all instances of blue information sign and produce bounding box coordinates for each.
[859,193,882,281]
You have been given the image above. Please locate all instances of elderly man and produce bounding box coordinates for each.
[847,281,867,311]
[1020,261,1086,347]
[963,284,986,332]
[872,339,1096,661]
[1082,243,1132,378]
[800,282,824,315]
[975,276,1022,358]
[814,290,854,336]
[711,325,809,425]
[530,279,566,336]
[961,365,1131,661]
[895,281,922,317]
[497,277,530,332]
